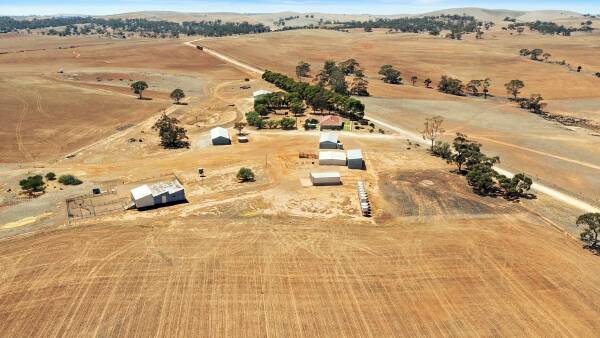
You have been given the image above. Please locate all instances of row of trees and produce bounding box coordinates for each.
[297,59,370,97]
[519,48,553,62]
[337,15,482,37]
[262,70,365,120]
[245,111,296,130]
[423,119,533,199]
[0,16,270,36]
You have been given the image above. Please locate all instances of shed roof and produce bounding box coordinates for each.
[310,171,341,179]
[210,127,230,140]
[131,184,152,200]
[253,90,271,97]
[347,149,363,160]
[319,151,347,161]
[320,132,338,144]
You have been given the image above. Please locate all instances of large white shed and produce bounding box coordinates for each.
[319,133,339,149]
[319,150,347,166]
[210,127,231,145]
[347,149,364,169]
[310,171,341,186]
[130,180,186,209]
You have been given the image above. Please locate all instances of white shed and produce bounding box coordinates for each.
[319,133,339,149]
[253,90,271,101]
[319,151,347,166]
[310,171,341,186]
[130,180,186,209]
[210,127,231,145]
[347,149,364,169]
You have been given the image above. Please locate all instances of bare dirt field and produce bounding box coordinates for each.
[1,26,600,337]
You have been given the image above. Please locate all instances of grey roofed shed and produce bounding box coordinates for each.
[319,132,339,149]
[347,149,364,169]
[210,127,231,145]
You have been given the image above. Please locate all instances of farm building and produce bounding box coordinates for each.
[130,180,185,209]
[253,90,271,102]
[310,171,341,186]
[320,115,344,130]
[347,149,364,169]
[210,127,231,145]
[319,151,347,166]
[319,133,342,149]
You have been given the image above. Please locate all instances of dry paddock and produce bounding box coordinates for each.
[1,208,600,337]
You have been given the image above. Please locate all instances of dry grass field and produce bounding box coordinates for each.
[1,15,600,337]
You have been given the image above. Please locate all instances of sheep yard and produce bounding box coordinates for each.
[2,16,600,337]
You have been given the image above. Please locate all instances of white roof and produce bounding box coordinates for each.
[210,127,230,140]
[310,171,341,179]
[131,180,183,199]
[319,151,347,161]
[131,184,152,200]
[347,149,363,160]
[320,132,338,144]
[253,90,271,97]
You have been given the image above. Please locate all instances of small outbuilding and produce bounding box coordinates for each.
[310,171,341,186]
[319,150,347,166]
[210,127,231,145]
[130,180,185,209]
[253,90,271,102]
[319,132,341,149]
[347,149,364,169]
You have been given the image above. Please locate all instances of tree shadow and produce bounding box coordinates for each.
[139,97,153,101]
[582,244,600,256]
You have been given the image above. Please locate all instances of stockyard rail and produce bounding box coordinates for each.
[66,190,127,224]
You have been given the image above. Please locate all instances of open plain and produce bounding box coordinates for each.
[1,9,600,337]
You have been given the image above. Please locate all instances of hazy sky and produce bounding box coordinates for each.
[1,0,599,16]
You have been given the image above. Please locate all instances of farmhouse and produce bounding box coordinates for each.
[319,132,342,149]
[320,115,344,130]
[130,180,185,209]
[310,171,341,186]
[210,127,231,145]
[253,90,271,102]
[319,150,347,166]
[347,149,364,169]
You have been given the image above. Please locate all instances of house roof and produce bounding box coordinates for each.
[253,90,271,97]
[319,132,338,144]
[319,150,347,161]
[131,184,152,200]
[210,127,230,140]
[320,115,344,126]
[347,149,363,160]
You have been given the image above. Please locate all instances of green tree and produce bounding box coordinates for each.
[424,78,432,88]
[350,77,370,96]
[236,167,255,182]
[234,122,246,135]
[482,78,491,99]
[431,141,452,160]
[316,60,337,85]
[466,164,497,195]
[245,111,262,127]
[289,99,305,116]
[255,103,269,116]
[170,88,185,104]
[505,79,525,99]
[339,58,360,75]
[466,80,481,96]
[45,172,56,181]
[19,175,45,195]
[577,213,600,248]
[378,65,402,84]
[295,61,311,79]
[280,117,296,130]
[438,76,464,96]
[329,68,348,95]
[130,81,148,99]
[266,119,280,129]
[58,174,83,185]
[498,173,533,199]
[152,113,189,148]
[530,48,543,61]
[411,76,418,86]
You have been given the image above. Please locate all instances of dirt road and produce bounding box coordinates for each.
[185,40,599,214]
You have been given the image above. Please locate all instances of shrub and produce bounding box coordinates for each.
[19,175,45,194]
[45,172,56,180]
[236,167,255,182]
[58,174,83,185]
[280,117,296,130]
